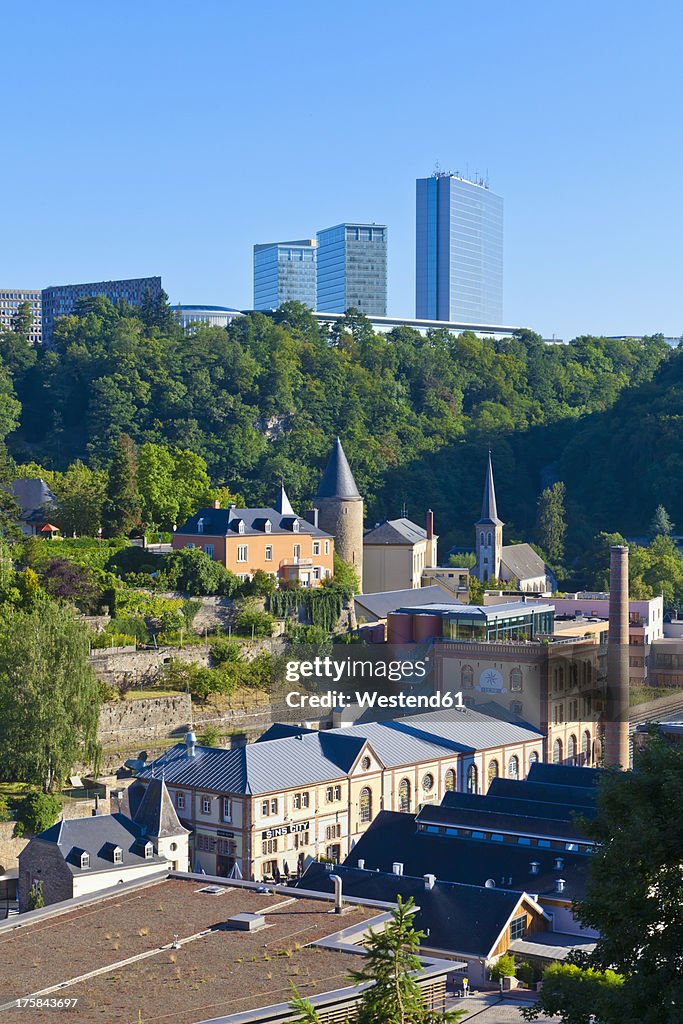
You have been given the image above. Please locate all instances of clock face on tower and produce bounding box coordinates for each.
[476,668,506,694]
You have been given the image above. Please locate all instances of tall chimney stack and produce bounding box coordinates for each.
[425,509,435,569]
[604,545,630,768]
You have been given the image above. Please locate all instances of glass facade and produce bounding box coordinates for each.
[416,174,503,324]
[0,289,42,343]
[253,240,317,310]
[443,607,554,642]
[316,223,387,315]
[41,276,162,345]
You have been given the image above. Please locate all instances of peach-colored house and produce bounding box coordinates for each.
[172,486,334,586]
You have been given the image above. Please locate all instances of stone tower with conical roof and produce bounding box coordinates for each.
[474,451,504,583]
[315,438,364,591]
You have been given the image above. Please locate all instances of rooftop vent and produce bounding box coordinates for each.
[485,878,496,888]
[357,858,365,870]
[530,861,541,876]
[196,885,228,896]
[554,857,565,871]
[226,912,266,931]
[424,873,436,891]
[186,730,197,758]
[555,878,566,894]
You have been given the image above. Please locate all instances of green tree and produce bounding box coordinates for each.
[11,300,33,342]
[51,461,107,536]
[331,553,360,596]
[27,879,45,910]
[536,481,567,564]
[489,953,516,981]
[524,736,683,1024]
[197,725,222,746]
[649,504,674,538]
[0,441,21,539]
[17,792,61,834]
[162,547,238,596]
[103,433,142,536]
[0,602,101,791]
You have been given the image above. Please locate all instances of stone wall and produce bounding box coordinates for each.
[0,822,27,876]
[90,643,212,686]
[98,693,193,748]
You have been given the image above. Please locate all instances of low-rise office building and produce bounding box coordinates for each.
[137,709,545,882]
[363,511,437,593]
[41,275,162,344]
[0,288,42,343]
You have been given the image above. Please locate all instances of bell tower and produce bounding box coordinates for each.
[474,452,503,583]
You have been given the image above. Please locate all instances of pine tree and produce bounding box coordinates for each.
[103,433,142,537]
[536,481,567,565]
[649,504,674,538]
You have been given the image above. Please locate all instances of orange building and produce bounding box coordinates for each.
[172,486,334,586]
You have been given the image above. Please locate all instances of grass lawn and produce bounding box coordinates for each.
[123,688,180,701]
[630,684,683,707]
[0,781,37,805]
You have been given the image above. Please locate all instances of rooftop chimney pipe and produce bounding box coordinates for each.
[357,859,365,870]
[605,545,630,769]
[424,873,436,890]
[186,730,197,758]
[425,510,435,569]
[330,874,343,913]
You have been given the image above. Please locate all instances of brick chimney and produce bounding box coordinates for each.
[425,509,435,569]
[604,545,630,768]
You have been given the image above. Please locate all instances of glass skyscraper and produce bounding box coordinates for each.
[316,223,387,315]
[415,174,503,323]
[253,240,317,310]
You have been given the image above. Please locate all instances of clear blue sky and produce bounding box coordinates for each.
[2,0,681,340]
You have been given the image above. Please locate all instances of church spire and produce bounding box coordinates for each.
[477,451,503,525]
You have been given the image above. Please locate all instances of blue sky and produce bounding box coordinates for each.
[2,0,681,340]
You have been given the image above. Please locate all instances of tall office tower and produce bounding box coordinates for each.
[316,223,387,315]
[41,276,162,345]
[0,289,42,343]
[253,240,318,310]
[416,173,503,323]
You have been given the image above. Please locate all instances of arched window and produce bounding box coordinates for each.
[359,787,372,823]
[444,768,456,792]
[510,668,523,692]
[508,755,519,780]
[398,778,411,813]
[582,730,591,765]
[487,531,492,545]
[466,764,478,794]
[568,734,578,765]
[487,759,499,786]
[528,750,539,767]
[553,739,563,764]
[510,700,523,716]
[461,665,474,689]
[480,531,485,545]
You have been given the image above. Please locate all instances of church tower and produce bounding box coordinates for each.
[474,452,504,583]
[315,438,364,591]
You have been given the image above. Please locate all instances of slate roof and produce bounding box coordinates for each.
[298,861,543,957]
[363,518,429,546]
[139,708,543,797]
[11,478,56,523]
[527,762,601,789]
[175,505,331,539]
[415,801,590,843]
[316,439,361,500]
[24,814,168,876]
[476,453,503,526]
[486,777,597,809]
[500,543,547,582]
[354,585,459,621]
[440,789,597,824]
[129,778,189,838]
[342,810,589,901]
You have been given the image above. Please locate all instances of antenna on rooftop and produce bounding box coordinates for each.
[401,501,408,518]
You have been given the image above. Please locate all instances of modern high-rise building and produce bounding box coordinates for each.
[316,223,387,315]
[0,289,42,344]
[416,173,503,324]
[41,276,162,344]
[253,240,317,310]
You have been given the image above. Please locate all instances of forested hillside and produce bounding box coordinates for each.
[0,296,676,558]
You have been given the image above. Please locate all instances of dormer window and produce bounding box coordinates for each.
[197,517,204,534]
[144,842,154,859]
[80,851,90,869]
[292,519,300,533]
[113,846,123,864]
[237,520,245,534]
[264,520,272,534]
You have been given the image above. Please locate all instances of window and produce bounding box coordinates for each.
[325,824,342,840]
[361,755,371,770]
[582,730,591,765]
[262,838,278,855]
[422,773,434,793]
[293,544,301,559]
[359,787,372,822]
[237,520,245,534]
[237,545,248,562]
[176,793,185,811]
[528,750,539,767]
[313,541,320,555]
[568,734,578,765]
[204,544,214,560]
[271,798,278,814]
[223,798,232,821]
[398,778,411,813]
[510,700,523,716]
[510,914,527,941]
[202,797,211,814]
[324,540,330,555]
[510,668,523,692]
[293,792,310,810]
[466,764,478,794]
[197,518,204,534]
[264,520,272,533]
[508,755,519,780]
[553,738,563,764]
[113,847,123,865]
[461,665,474,689]
[487,760,499,786]
[265,545,273,561]
[444,768,456,792]
[144,842,153,859]
[262,800,270,816]
[80,851,90,869]
[292,520,300,533]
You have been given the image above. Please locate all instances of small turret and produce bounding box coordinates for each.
[315,439,364,591]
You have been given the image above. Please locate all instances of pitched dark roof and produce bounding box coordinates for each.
[416,800,590,843]
[486,777,597,809]
[363,518,429,546]
[527,762,601,788]
[254,724,317,743]
[315,439,361,500]
[500,543,547,582]
[354,585,459,621]
[131,778,189,838]
[11,478,57,523]
[22,814,168,876]
[341,810,588,901]
[476,453,503,526]
[297,861,539,957]
[440,788,597,824]
[176,505,331,539]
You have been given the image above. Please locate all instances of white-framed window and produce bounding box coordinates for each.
[238,520,245,534]
[510,914,527,941]
[293,544,301,559]
[144,841,154,859]
[204,544,214,560]
[176,792,185,811]
[265,545,273,561]
[223,798,232,821]
[324,540,330,554]
[80,851,90,869]
[292,520,300,533]
[197,518,204,534]
[113,847,123,864]
[261,800,270,816]
[201,797,211,814]
[264,520,272,534]
[237,545,248,562]
[313,541,320,555]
